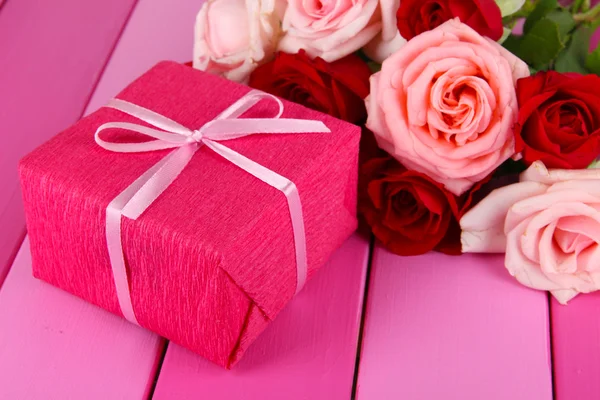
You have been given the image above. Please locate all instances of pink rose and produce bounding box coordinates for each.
[365,19,529,195]
[278,0,383,62]
[193,0,283,83]
[461,161,600,304]
[363,0,407,63]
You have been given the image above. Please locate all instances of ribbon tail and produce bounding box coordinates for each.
[106,156,172,325]
[105,145,198,325]
[203,140,308,294]
[106,206,139,325]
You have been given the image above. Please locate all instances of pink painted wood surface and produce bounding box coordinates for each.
[0,0,206,397]
[84,0,201,114]
[551,294,600,399]
[0,0,137,284]
[0,238,164,399]
[152,234,369,400]
[356,245,553,400]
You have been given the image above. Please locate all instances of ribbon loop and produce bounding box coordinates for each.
[214,90,284,120]
[96,91,329,325]
[106,98,193,135]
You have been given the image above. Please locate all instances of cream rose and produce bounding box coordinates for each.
[277,0,382,62]
[363,0,407,63]
[193,0,282,83]
[365,18,529,195]
[461,161,600,304]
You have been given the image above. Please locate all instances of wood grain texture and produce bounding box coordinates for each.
[356,244,553,400]
[152,233,369,400]
[551,294,600,399]
[0,238,164,399]
[0,0,205,397]
[84,0,201,115]
[0,0,137,284]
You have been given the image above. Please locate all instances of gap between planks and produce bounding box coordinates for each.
[151,233,371,400]
[351,235,376,400]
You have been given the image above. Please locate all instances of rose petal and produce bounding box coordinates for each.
[520,161,600,185]
[363,31,407,63]
[505,217,565,291]
[193,0,281,83]
[280,0,381,62]
[551,289,579,305]
[460,181,547,253]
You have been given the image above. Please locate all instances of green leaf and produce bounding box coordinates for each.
[502,34,523,57]
[555,24,593,73]
[524,0,557,33]
[545,10,576,40]
[520,18,565,68]
[588,158,600,169]
[555,49,589,73]
[496,0,526,17]
[585,43,600,74]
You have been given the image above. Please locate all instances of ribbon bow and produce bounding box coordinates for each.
[95,90,330,325]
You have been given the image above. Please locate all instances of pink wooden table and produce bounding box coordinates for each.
[0,1,596,399]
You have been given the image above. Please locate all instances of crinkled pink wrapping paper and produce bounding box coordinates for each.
[19,62,360,368]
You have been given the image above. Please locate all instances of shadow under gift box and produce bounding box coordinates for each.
[19,61,360,368]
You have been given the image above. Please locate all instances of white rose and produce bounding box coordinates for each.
[193,0,283,83]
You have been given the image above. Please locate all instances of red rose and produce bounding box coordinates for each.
[359,155,488,256]
[359,155,460,255]
[249,50,371,124]
[396,0,503,41]
[515,71,600,169]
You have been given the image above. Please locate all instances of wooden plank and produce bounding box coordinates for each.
[152,234,369,400]
[0,0,208,397]
[0,238,164,399]
[0,0,137,284]
[0,190,25,285]
[83,0,201,114]
[356,245,553,400]
[551,294,600,399]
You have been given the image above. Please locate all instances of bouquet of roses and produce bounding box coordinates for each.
[193,0,600,303]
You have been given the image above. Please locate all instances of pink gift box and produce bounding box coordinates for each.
[19,61,360,368]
